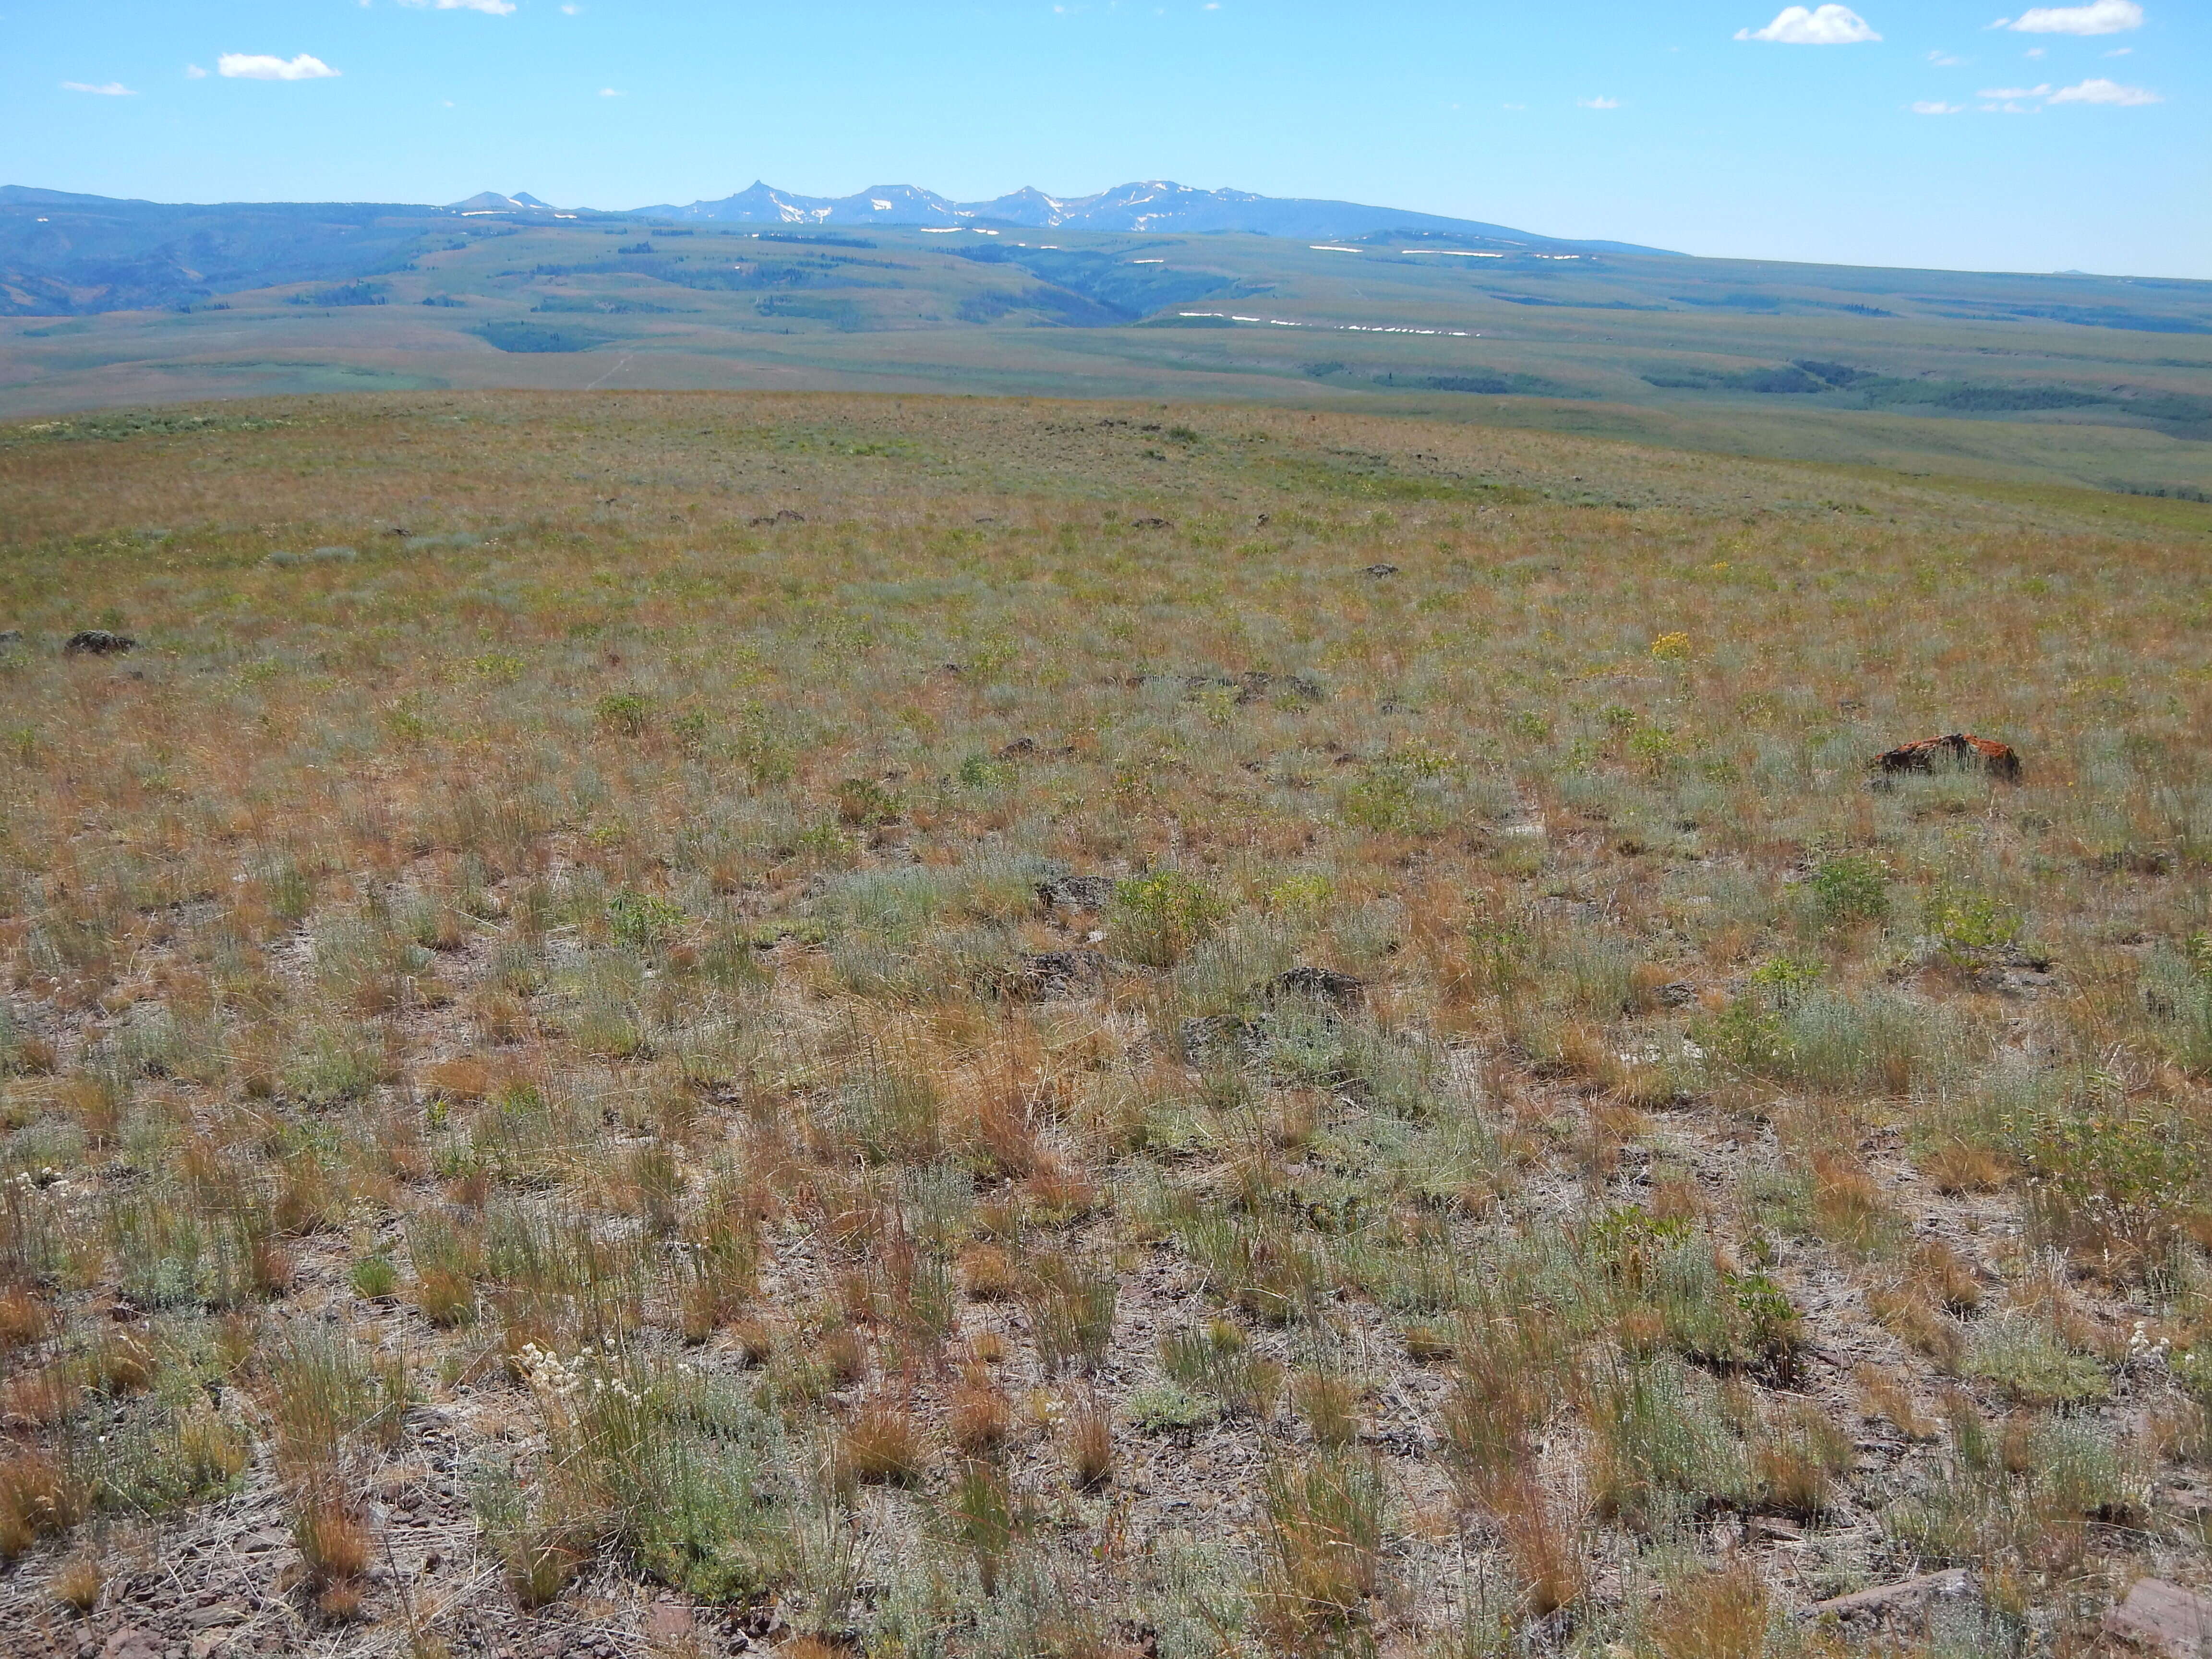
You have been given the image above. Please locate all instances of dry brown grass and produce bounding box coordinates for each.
[47,1547,101,1614]
[836,1397,926,1488]
[1648,1563,1770,1659]
[1065,1396,1114,1491]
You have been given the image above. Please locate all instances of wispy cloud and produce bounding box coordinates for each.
[217,53,341,81]
[2047,75,2161,102]
[1989,0,2142,35]
[62,81,136,96]
[599,87,623,96]
[1972,74,2158,108]
[1577,95,1622,108]
[1928,49,1965,64]
[1736,5,1881,44]
[1911,99,1966,113]
[398,0,517,12]
[185,63,209,78]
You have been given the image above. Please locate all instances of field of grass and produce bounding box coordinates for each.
[4,217,2208,498]
[2,391,2212,1657]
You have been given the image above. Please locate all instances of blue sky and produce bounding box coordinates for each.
[5,1,2202,277]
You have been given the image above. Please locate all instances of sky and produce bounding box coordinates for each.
[3,1,2202,278]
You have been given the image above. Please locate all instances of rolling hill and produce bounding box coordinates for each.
[1,184,2207,497]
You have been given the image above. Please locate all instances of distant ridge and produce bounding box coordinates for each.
[0,178,1692,316]
[628,180,1676,255]
[446,191,559,213]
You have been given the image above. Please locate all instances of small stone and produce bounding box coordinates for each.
[644,1604,697,1646]
[1362,563,1400,577]
[1803,1568,1973,1621]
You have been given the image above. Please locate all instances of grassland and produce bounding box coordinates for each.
[1,391,2212,1658]
[3,217,2208,499]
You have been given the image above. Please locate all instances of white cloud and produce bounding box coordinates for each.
[2047,75,2161,102]
[398,0,517,12]
[1737,5,1881,44]
[63,81,137,96]
[1928,49,1964,64]
[185,63,208,78]
[2105,46,2132,53]
[1578,95,1622,108]
[599,87,623,96]
[217,53,341,80]
[2024,46,2046,56]
[1991,0,2142,34]
[1978,82,2051,95]
[1912,99,1966,113]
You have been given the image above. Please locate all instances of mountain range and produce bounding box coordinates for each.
[0,180,1672,316]
[617,180,1673,254]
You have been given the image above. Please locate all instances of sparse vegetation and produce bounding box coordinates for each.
[0,388,2209,1654]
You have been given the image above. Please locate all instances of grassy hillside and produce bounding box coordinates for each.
[2,217,2206,496]
[1,393,2211,1656]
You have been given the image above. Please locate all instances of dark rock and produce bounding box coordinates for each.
[65,629,136,656]
[1363,563,1400,577]
[1176,670,1324,707]
[1657,981,1697,1007]
[1019,950,1105,999]
[1237,670,1323,705]
[747,509,806,527]
[1870,733,2021,783]
[0,630,21,647]
[1178,1014,1252,1058]
[997,736,1038,759]
[1038,875,1117,911]
[1268,966,1365,1003]
[1130,517,1172,529]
